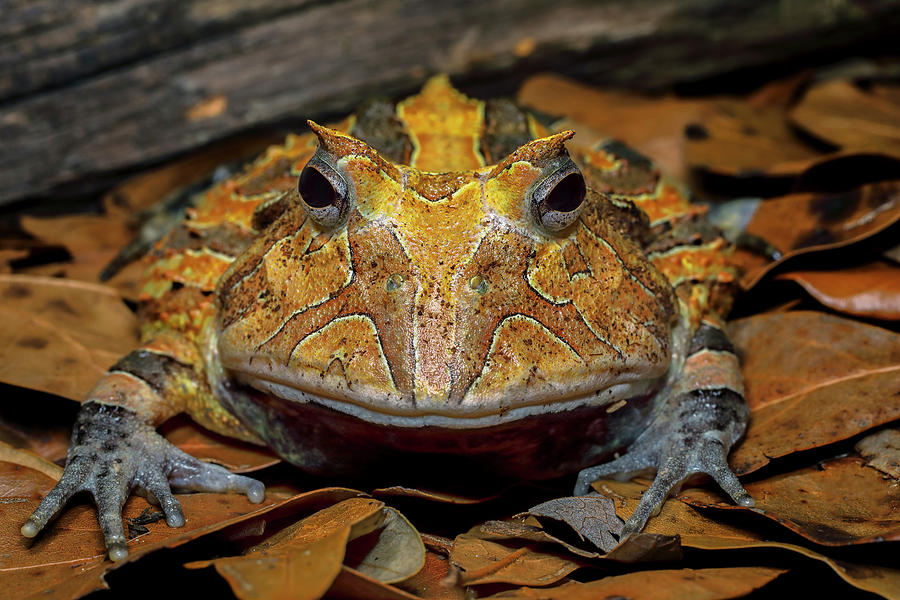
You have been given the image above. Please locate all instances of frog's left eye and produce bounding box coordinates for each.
[529,159,586,233]
[298,152,350,228]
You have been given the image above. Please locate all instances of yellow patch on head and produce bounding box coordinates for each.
[397,75,485,171]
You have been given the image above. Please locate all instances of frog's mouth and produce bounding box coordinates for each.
[226,368,666,429]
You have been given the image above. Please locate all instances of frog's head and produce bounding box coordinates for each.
[217,80,675,427]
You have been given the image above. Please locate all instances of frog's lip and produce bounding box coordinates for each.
[231,371,663,429]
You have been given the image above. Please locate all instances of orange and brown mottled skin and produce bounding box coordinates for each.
[31,77,753,563]
[107,74,741,432]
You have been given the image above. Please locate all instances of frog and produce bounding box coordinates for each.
[22,75,753,561]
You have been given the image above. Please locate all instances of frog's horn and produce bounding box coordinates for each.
[487,130,575,178]
[307,120,397,175]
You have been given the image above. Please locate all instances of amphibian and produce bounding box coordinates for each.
[23,76,752,561]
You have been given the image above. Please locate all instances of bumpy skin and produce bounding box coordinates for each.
[26,76,751,559]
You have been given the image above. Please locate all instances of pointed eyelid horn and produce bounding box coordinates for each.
[487,130,576,178]
[306,119,400,175]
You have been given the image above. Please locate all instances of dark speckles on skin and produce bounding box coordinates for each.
[17,336,48,349]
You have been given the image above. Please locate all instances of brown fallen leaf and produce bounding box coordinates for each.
[393,550,468,600]
[685,99,820,178]
[856,429,900,479]
[0,442,62,482]
[517,73,721,179]
[187,497,423,598]
[372,484,504,504]
[0,274,138,401]
[776,261,900,321]
[330,565,426,600]
[595,478,900,599]
[791,79,900,158]
[160,415,280,473]
[449,534,581,587]
[482,567,785,600]
[522,496,623,552]
[471,519,604,560]
[681,457,900,546]
[3,461,358,600]
[345,507,426,584]
[728,311,900,474]
[736,181,900,288]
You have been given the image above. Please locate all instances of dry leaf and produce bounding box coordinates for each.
[791,80,900,157]
[0,274,138,401]
[776,261,900,320]
[394,550,468,600]
[523,496,623,552]
[449,534,581,586]
[729,311,900,474]
[483,567,785,600]
[595,478,900,599]
[3,465,352,600]
[736,181,900,288]
[330,565,426,600]
[0,442,62,482]
[346,507,426,584]
[681,457,900,546]
[187,497,388,599]
[856,429,900,479]
[517,73,721,178]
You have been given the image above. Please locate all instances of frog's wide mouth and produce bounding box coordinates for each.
[227,370,665,429]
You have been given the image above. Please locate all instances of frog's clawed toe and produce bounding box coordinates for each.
[22,402,264,562]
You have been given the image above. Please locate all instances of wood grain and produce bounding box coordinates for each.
[2,0,898,205]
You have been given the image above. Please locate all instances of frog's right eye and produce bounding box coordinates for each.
[298,153,350,228]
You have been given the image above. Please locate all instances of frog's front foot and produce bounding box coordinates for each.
[575,389,753,536]
[21,402,265,561]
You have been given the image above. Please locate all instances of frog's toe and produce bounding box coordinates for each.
[574,449,655,495]
[94,478,130,561]
[165,446,265,503]
[21,467,84,538]
[140,471,185,527]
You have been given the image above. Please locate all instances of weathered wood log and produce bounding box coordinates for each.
[1,0,898,206]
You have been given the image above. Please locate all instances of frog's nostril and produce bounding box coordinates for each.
[469,274,488,294]
[386,273,405,292]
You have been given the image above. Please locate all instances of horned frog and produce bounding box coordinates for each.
[24,76,752,561]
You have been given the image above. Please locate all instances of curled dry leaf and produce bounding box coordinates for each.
[345,506,426,584]
[728,311,900,474]
[0,274,138,401]
[482,567,786,600]
[188,497,423,599]
[790,80,900,158]
[450,534,581,587]
[160,415,280,473]
[594,478,900,599]
[473,519,603,560]
[735,181,900,288]
[856,429,900,479]
[680,457,900,546]
[3,464,355,600]
[523,496,623,552]
[776,261,900,321]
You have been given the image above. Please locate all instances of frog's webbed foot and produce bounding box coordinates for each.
[574,389,753,536]
[21,402,264,561]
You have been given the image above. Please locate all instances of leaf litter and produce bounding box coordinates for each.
[1,66,899,599]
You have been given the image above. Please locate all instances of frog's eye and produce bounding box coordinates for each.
[298,152,350,228]
[529,159,586,233]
